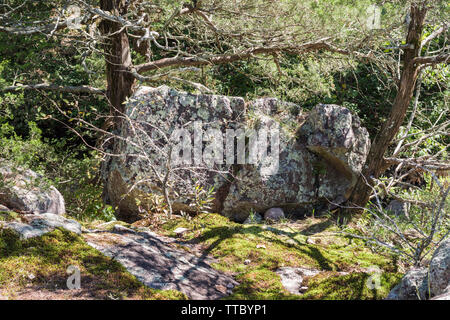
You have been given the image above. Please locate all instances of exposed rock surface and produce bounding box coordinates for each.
[386,268,429,300]
[429,238,450,297]
[431,288,450,300]
[83,225,238,300]
[1,213,81,239]
[387,238,450,300]
[0,165,65,215]
[102,86,370,222]
[276,267,320,294]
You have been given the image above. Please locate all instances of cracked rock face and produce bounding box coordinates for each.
[102,86,370,222]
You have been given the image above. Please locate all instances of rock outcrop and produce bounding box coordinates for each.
[0,213,81,239]
[84,224,238,300]
[386,268,429,300]
[102,86,370,222]
[429,237,450,297]
[0,165,65,215]
[387,238,450,300]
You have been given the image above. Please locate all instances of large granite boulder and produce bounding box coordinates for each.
[0,165,65,215]
[102,86,370,222]
[102,85,245,221]
[221,101,370,221]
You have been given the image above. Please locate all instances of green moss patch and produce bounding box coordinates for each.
[224,269,300,300]
[300,272,403,300]
[0,211,20,222]
[157,213,402,300]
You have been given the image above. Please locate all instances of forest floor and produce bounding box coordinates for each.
[0,213,403,300]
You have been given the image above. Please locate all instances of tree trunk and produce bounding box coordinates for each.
[99,0,135,128]
[345,3,428,215]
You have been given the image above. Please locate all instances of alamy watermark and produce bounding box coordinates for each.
[169,121,280,176]
[66,265,81,290]
[365,265,382,290]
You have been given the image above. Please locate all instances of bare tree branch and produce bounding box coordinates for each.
[2,83,105,95]
[134,40,360,73]
[414,52,450,65]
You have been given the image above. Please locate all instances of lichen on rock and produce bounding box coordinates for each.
[102,86,371,222]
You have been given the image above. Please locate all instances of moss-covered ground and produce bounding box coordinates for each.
[152,213,402,300]
[0,227,186,300]
[0,212,403,300]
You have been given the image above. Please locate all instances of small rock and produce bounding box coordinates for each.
[0,204,10,212]
[227,283,235,289]
[27,273,35,280]
[256,244,266,249]
[264,207,285,223]
[174,227,189,236]
[386,200,409,217]
[113,224,135,233]
[286,239,297,247]
[244,259,251,265]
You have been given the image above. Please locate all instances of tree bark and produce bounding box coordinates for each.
[346,3,428,215]
[99,0,135,127]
